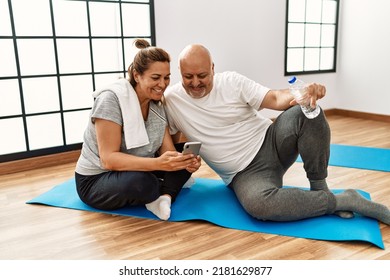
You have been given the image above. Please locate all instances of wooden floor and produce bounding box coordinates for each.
[1,115,390,260]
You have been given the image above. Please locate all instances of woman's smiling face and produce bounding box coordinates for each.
[134,61,171,101]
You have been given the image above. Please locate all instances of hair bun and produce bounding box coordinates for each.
[134,39,151,49]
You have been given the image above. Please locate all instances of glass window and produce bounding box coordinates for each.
[17,39,57,76]
[122,3,151,36]
[22,77,60,114]
[26,114,63,150]
[89,1,121,36]
[0,0,12,36]
[53,0,89,36]
[60,75,94,110]
[92,39,124,72]
[0,79,21,117]
[12,0,53,36]
[94,73,124,90]
[64,110,91,145]
[285,0,339,75]
[0,40,17,77]
[0,118,26,154]
[0,0,155,162]
[56,39,92,74]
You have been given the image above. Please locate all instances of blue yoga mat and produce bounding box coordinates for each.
[27,177,384,249]
[297,144,390,172]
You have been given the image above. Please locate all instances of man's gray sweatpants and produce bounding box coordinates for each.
[229,105,337,222]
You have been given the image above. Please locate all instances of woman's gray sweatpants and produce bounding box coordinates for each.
[229,105,337,222]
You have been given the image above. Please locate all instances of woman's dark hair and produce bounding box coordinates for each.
[128,39,171,87]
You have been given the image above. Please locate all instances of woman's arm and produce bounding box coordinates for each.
[95,118,157,171]
[95,119,197,172]
[158,126,178,155]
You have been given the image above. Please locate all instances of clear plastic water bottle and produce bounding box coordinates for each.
[288,76,320,119]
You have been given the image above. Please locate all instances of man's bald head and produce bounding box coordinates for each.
[179,44,212,64]
[178,44,214,98]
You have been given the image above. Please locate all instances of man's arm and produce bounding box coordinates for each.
[260,89,294,111]
[260,83,326,111]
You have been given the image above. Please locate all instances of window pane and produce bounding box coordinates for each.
[122,4,151,36]
[0,0,12,36]
[12,0,52,36]
[321,25,336,47]
[64,110,90,144]
[89,1,120,36]
[17,39,57,76]
[53,0,89,36]
[60,75,94,110]
[56,39,91,74]
[27,114,63,150]
[22,77,60,114]
[305,0,322,23]
[92,39,123,72]
[287,48,304,72]
[305,24,321,47]
[304,48,320,71]
[287,23,305,47]
[0,118,26,155]
[95,73,124,90]
[0,39,17,77]
[322,0,338,24]
[320,48,335,70]
[288,0,306,22]
[0,79,21,116]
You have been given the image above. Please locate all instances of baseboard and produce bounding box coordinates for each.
[0,150,80,176]
[324,108,390,123]
[1,109,389,176]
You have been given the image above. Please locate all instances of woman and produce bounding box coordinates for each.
[75,39,200,220]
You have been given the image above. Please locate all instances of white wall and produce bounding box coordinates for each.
[337,0,390,115]
[154,0,389,117]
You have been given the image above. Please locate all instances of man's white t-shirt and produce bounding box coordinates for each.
[164,71,273,184]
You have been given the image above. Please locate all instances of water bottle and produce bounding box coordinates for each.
[288,76,320,119]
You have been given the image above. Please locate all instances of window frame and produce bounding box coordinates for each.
[284,0,340,76]
[0,0,156,163]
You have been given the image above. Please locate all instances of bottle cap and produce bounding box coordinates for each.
[288,76,297,84]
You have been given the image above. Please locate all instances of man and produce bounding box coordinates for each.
[164,44,390,225]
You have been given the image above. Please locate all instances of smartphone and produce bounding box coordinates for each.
[182,141,202,155]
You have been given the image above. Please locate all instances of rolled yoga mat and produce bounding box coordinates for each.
[27,177,385,249]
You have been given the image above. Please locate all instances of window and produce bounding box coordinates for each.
[285,0,339,75]
[0,0,155,162]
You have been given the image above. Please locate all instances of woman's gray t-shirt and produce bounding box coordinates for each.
[75,91,167,175]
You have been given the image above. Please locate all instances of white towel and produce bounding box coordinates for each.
[92,78,149,149]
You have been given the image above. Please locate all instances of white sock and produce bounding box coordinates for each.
[145,195,171,220]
